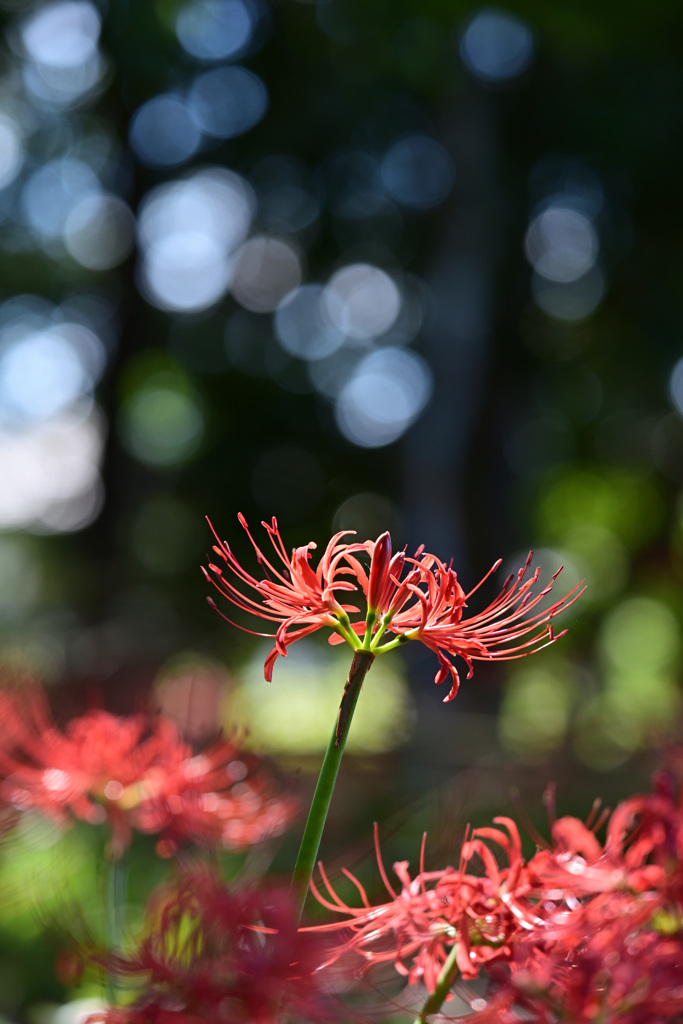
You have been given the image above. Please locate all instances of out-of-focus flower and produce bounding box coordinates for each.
[304,819,541,991]
[134,732,297,858]
[204,517,584,700]
[87,869,345,1024]
[306,761,683,1020]
[529,781,683,900]
[0,681,295,857]
[453,766,683,1024]
[457,894,683,1024]
[0,685,174,856]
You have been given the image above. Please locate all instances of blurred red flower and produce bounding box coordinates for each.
[529,777,683,900]
[457,894,683,1024]
[0,681,295,857]
[451,767,683,1024]
[135,730,297,858]
[88,869,345,1024]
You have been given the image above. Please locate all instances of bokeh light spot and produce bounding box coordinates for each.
[525,205,598,283]
[537,467,664,551]
[561,526,628,605]
[119,386,204,467]
[0,321,105,425]
[323,263,401,340]
[19,1,101,69]
[274,285,345,361]
[231,235,302,313]
[335,347,432,448]
[140,233,232,314]
[138,169,254,313]
[64,194,135,270]
[189,66,268,139]
[129,94,202,168]
[176,0,256,61]
[0,408,103,531]
[532,266,605,322]
[233,643,413,756]
[22,52,104,107]
[21,158,101,239]
[459,8,535,83]
[138,169,254,251]
[0,333,86,423]
[668,356,683,416]
[381,135,454,209]
[499,662,574,759]
[0,116,24,191]
[599,596,680,673]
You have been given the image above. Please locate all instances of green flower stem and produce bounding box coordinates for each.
[413,941,461,1024]
[106,849,128,1005]
[291,649,374,921]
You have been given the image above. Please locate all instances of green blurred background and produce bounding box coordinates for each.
[0,0,682,1015]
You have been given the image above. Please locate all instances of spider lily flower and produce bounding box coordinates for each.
[204,517,584,698]
[0,681,295,858]
[303,819,541,990]
[203,514,366,681]
[454,769,683,1024]
[135,734,297,858]
[0,685,174,857]
[352,541,585,701]
[86,870,346,1024]
[455,893,683,1024]
[528,786,683,899]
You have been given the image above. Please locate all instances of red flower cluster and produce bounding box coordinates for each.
[88,869,344,1024]
[308,767,683,1023]
[204,516,584,701]
[0,681,295,858]
[306,818,540,991]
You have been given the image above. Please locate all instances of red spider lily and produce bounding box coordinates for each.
[203,514,365,681]
[304,819,541,991]
[0,685,175,856]
[87,869,345,1024]
[204,517,584,700]
[453,767,683,1024]
[529,783,683,900]
[457,894,683,1024]
[341,536,585,701]
[0,682,294,857]
[134,734,297,858]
